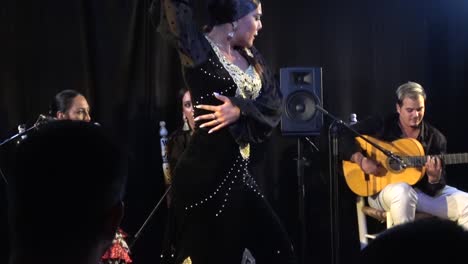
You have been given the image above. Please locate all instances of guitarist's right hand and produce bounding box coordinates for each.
[361,157,387,175]
[352,152,387,176]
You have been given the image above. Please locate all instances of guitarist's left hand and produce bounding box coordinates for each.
[425,156,442,183]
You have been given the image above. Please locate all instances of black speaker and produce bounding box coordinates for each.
[280,67,323,136]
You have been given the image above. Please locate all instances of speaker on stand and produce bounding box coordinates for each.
[280,67,323,264]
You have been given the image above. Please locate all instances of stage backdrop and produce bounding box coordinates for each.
[1,0,468,263]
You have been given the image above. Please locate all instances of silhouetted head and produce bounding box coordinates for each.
[8,121,126,263]
[361,218,468,263]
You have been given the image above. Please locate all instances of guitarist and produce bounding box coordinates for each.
[341,81,468,229]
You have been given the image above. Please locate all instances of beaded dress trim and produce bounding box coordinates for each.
[183,155,263,217]
[205,36,262,100]
[205,36,262,159]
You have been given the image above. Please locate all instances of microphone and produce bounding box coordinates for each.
[38,114,57,123]
[17,124,27,144]
[349,113,358,125]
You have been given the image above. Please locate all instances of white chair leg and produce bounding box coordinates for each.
[356,196,368,249]
[386,211,393,228]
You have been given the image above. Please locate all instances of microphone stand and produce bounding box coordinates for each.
[0,124,38,148]
[326,120,340,264]
[130,121,174,249]
[0,117,46,185]
[0,167,7,186]
[295,136,319,264]
[296,137,306,264]
[129,182,172,250]
[314,105,406,264]
[315,105,406,168]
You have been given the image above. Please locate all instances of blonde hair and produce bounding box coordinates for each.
[396,81,426,106]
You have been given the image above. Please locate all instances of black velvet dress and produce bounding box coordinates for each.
[157,1,296,263]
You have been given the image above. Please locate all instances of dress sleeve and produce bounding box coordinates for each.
[228,48,282,144]
[156,0,210,67]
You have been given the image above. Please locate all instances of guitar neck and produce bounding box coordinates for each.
[407,153,468,166]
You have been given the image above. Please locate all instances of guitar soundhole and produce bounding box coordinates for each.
[388,159,403,172]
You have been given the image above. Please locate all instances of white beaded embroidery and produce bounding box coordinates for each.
[183,155,264,217]
[193,57,237,106]
[205,36,262,101]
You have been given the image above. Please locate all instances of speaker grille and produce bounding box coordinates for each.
[285,91,318,121]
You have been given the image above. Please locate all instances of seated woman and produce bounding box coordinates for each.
[165,88,196,204]
[160,88,195,261]
[49,89,91,122]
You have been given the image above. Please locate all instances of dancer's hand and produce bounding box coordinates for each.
[195,92,240,134]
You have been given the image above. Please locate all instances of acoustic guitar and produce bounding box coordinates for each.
[342,135,468,197]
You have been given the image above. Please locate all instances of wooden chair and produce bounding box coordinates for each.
[347,114,388,248]
[356,196,393,249]
[356,196,435,249]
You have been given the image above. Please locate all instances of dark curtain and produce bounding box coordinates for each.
[2,0,468,263]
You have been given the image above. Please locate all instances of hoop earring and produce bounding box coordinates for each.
[182,116,190,131]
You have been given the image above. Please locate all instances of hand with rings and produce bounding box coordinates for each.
[211,113,219,124]
[194,92,241,134]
